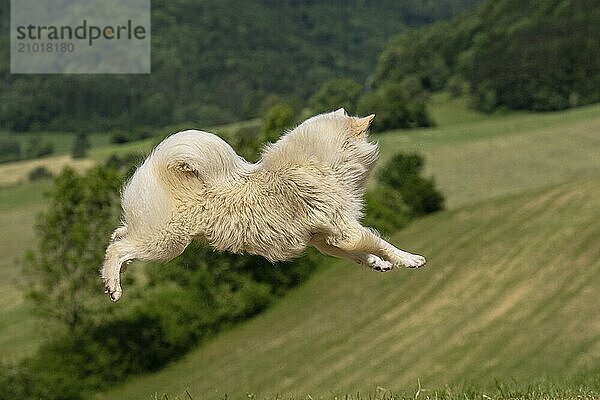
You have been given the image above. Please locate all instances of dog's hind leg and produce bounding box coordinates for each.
[101,239,137,302]
[325,224,426,269]
[101,231,191,301]
[310,237,393,272]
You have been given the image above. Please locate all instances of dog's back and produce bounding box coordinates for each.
[260,111,378,195]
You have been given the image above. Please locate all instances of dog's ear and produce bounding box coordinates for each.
[351,114,375,137]
[334,108,347,116]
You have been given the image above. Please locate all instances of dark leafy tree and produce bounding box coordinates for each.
[357,80,432,132]
[308,78,362,115]
[71,133,90,159]
[374,0,600,112]
[28,166,52,182]
[377,153,444,216]
[262,102,295,143]
[23,167,122,331]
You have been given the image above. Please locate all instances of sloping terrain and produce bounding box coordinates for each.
[102,176,600,399]
[1,102,599,367]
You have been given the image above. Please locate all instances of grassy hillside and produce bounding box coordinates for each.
[378,101,600,208]
[0,181,52,360]
[0,100,599,365]
[101,176,600,399]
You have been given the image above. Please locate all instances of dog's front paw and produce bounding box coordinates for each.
[398,253,426,269]
[365,254,393,272]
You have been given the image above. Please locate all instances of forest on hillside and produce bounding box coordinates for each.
[0,0,479,132]
[374,0,600,112]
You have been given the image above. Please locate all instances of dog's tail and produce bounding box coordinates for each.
[150,130,253,185]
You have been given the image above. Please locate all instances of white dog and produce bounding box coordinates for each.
[101,109,426,301]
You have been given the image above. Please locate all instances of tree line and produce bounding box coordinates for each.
[373,0,600,112]
[0,0,479,133]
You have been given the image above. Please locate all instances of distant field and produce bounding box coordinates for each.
[88,119,261,161]
[0,155,94,187]
[0,131,110,156]
[427,92,502,127]
[103,176,600,399]
[377,103,600,208]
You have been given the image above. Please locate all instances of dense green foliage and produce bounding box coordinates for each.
[357,79,432,132]
[0,137,20,163]
[0,0,479,132]
[71,133,91,159]
[374,0,600,111]
[377,153,444,216]
[24,167,122,331]
[27,166,53,182]
[307,78,362,115]
[261,102,295,143]
[364,152,444,234]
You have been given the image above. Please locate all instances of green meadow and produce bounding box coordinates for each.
[0,98,598,397]
[101,176,600,399]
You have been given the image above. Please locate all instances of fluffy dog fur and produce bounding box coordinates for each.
[101,109,426,301]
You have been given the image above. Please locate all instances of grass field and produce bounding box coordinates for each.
[0,181,52,360]
[377,102,600,208]
[0,130,111,156]
[100,176,600,399]
[0,99,598,397]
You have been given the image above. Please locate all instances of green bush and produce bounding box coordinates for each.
[28,166,52,181]
[109,129,153,144]
[363,186,411,235]
[377,153,444,217]
[72,133,91,159]
[446,75,469,98]
[231,124,264,162]
[308,78,362,115]
[104,152,145,177]
[357,80,432,132]
[363,152,444,235]
[262,102,295,143]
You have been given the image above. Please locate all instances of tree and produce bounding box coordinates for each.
[71,133,90,159]
[308,78,362,115]
[261,102,295,143]
[357,80,432,132]
[24,166,122,331]
[28,166,52,182]
[377,153,444,216]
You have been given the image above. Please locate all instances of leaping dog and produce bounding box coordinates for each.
[101,109,426,301]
